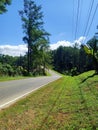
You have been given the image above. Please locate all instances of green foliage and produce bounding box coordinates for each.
[0,63,15,76]
[83,45,93,55]
[83,37,98,73]
[71,67,79,76]
[0,0,11,14]
[0,53,51,77]
[0,55,27,76]
[52,45,93,75]
[19,0,50,75]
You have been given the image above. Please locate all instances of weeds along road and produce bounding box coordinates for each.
[0,70,61,109]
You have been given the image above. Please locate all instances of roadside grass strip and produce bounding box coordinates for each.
[0,71,98,129]
[0,76,28,82]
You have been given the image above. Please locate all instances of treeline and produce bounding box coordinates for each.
[0,0,51,77]
[0,53,51,76]
[52,45,94,76]
[0,0,98,77]
[0,38,97,77]
[0,55,27,76]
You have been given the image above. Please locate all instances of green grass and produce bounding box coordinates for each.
[0,70,52,82]
[0,70,98,129]
[0,76,28,82]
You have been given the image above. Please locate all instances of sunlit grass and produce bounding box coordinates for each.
[0,70,52,82]
[0,71,98,129]
[0,76,28,82]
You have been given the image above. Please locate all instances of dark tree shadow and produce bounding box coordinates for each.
[81,73,97,83]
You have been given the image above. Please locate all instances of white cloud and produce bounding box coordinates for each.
[0,36,86,56]
[50,36,86,50]
[50,40,73,50]
[74,36,86,46]
[0,44,28,56]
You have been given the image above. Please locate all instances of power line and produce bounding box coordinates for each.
[83,0,95,37]
[72,0,75,41]
[78,0,83,36]
[72,0,97,42]
[86,3,98,38]
[78,0,83,23]
[75,0,80,40]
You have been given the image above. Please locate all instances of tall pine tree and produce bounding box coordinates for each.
[19,0,50,75]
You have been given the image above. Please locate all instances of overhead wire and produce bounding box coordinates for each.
[72,0,97,43]
[83,0,95,37]
[85,3,98,38]
[75,0,80,40]
[78,0,83,36]
[72,0,75,41]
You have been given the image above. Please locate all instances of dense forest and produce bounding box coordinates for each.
[0,0,98,77]
[0,36,98,77]
[52,36,98,75]
[0,46,91,76]
[52,45,93,76]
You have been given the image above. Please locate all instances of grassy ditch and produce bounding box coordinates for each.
[0,70,51,82]
[0,71,98,129]
[0,76,28,82]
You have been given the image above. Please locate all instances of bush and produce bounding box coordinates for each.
[71,67,78,76]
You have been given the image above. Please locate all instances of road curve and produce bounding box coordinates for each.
[0,70,61,109]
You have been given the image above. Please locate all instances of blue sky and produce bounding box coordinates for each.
[0,0,98,56]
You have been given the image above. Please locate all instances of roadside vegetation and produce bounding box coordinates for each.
[0,76,28,82]
[0,0,51,77]
[0,0,98,129]
[52,37,98,76]
[0,0,98,77]
[0,70,98,129]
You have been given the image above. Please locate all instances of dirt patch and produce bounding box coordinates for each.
[24,109,35,119]
[52,111,72,124]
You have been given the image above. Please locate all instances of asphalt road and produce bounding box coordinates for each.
[0,70,61,109]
